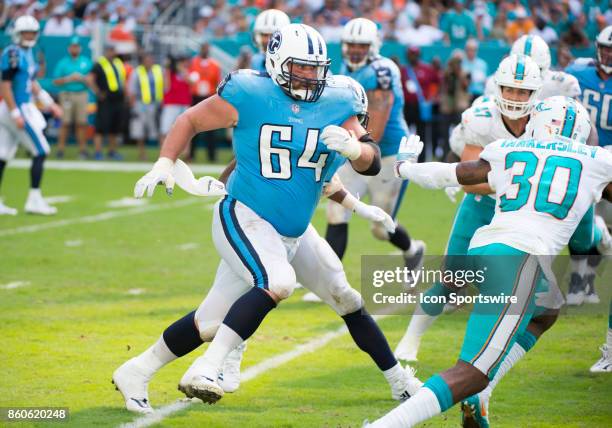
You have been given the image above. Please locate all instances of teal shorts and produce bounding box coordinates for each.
[459,243,544,379]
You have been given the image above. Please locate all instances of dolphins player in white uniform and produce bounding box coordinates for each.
[0,15,62,215]
[366,96,612,428]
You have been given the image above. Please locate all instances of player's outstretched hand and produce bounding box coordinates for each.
[321,125,362,160]
[353,200,396,234]
[134,157,175,198]
[394,135,423,178]
[173,159,227,197]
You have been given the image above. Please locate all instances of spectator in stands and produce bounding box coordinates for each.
[439,51,469,159]
[490,8,508,41]
[187,43,222,162]
[462,38,487,100]
[472,0,493,39]
[52,36,92,159]
[400,46,440,161]
[562,14,591,47]
[43,5,74,36]
[556,43,574,69]
[128,52,164,161]
[531,13,559,45]
[235,46,252,70]
[87,44,126,161]
[440,0,478,44]
[505,7,534,42]
[160,55,191,149]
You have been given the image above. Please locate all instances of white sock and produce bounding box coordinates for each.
[570,257,586,276]
[382,362,403,385]
[407,304,438,337]
[480,342,526,401]
[606,328,612,349]
[200,324,244,379]
[370,387,441,428]
[133,335,178,377]
[28,188,42,198]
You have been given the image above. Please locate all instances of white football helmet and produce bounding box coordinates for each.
[511,34,551,73]
[493,54,542,120]
[12,15,40,48]
[526,96,591,143]
[328,74,369,127]
[266,24,330,102]
[596,25,612,74]
[341,18,380,70]
[253,9,290,53]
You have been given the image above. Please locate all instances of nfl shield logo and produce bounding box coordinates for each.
[291,104,300,114]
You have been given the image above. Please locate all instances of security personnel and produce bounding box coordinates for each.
[87,44,126,160]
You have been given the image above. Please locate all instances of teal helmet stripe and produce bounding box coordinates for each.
[561,101,577,138]
[524,36,532,56]
[515,55,525,81]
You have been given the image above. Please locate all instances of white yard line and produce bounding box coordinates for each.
[7,159,225,174]
[0,199,199,237]
[1,281,30,290]
[118,325,350,428]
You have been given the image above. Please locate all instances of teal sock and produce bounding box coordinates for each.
[516,330,538,352]
[424,374,454,412]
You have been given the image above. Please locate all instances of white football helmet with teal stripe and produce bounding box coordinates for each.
[493,54,542,120]
[526,96,591,143]
[511,34,551,73]
[253,9,290,53]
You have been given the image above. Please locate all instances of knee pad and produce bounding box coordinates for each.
[326,199,351,225]
[371,222,390,241]
[267,265,297,300]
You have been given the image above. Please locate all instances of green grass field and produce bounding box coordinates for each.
[1,158,611,428]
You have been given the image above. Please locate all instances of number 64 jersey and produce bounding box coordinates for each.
[218,70,362,238]
[470,138,612,255]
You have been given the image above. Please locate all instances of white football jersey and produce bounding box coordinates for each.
[450,100,528,157]
[484,70,580,100]
[470,138,612,255]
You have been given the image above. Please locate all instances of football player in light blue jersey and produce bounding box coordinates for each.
[0,15,62,215]
[249,9,290,73]
[567,25,612,374]
[326,17,425,279]
[114,24,422,413]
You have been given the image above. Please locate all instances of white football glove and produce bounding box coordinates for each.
[444,186,462,203]
[394,134,423,178]
[320,125,362,160]
[173,159,227,197]
[134,157,175,198]
[354,200,396,234]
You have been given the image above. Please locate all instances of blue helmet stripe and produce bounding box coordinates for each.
[304,26,314,54]
[561,101,577,138]
[317,35,324,54]
[515,56,525,81]
[524,36,532,56]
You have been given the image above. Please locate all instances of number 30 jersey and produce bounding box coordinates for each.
[470,138,612,255]
[218,70,362,237]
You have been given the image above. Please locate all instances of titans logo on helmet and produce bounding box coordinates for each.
[268,32,282,55]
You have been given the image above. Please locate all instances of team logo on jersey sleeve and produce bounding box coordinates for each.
[268,32,282,55]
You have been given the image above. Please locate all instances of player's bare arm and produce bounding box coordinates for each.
[604,182,612,202]
[339,115,381,175]
[219,159,237,184]
[460,144,493,194]
[160,95,238,160]
[586,122,599,146]
[366,89,393,142]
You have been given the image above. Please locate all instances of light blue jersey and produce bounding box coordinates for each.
[340,56,408,157]
[0,44,38,105]
[219,70,362,237]
[565,62,612,147]
[250,52,266,73]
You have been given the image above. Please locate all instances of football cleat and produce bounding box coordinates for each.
[112,358,154,414]
[218,342,247,393]
[24,191,57,215]
[566,273,585,306]
[390,365,423,401]
[461,393,490,428]
[590,345,612,373]
[583,274,600,304]
[0,199,18,215]
[181,374,225,404]
[394,333,421,362]
[403,240,426,287]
